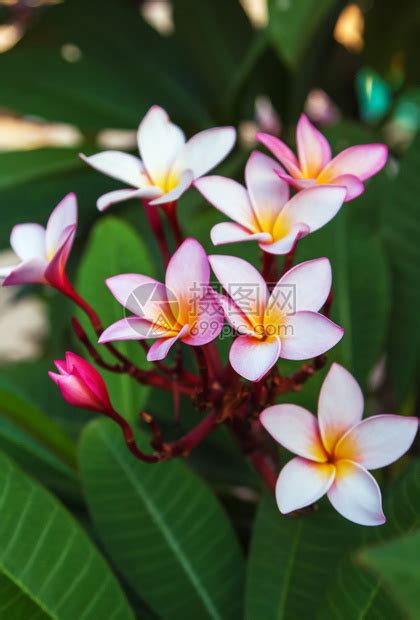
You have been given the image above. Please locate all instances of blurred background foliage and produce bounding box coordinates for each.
[0,1,419,618]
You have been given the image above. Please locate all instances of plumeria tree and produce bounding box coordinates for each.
[0,1,419,619]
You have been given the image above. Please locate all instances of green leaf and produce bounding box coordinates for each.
[79,418,245,620]
[0,376,76,469]
[382,134,420,404]
[245,494,362,620]
[0,148,111,248]
[267,0,336,69]
[0,0,210,130]
[296,213,390,386]
[0,572,48,620]
[358,531,420,620]
[0,450,134,620]
[76,216,153,416]
[320,460,420,619]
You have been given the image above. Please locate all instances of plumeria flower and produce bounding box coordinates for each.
[49,352,114,414]
[209,254,343,381]
[257,114,388,201]
[195,151,346,255]
[81,105,236,211]
[99,238,224,361]
[260,363,418,526]
[0,193,77,290]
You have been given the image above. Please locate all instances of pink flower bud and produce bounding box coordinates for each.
[49,352,114,414]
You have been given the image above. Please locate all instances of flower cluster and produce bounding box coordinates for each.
[3,104,417,526]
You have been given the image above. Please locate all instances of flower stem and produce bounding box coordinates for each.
[143,200,171,265]
[164,201,183,246]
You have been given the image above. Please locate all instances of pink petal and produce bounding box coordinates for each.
[319,144,388,183]
[229,334,281,381]
[280,311,344,360]
[296,114,331,177]
[327,460,385,526]
[64,352,112,410]
[149,170,194,206]
[276,457,335,514]
[245,151,289,233]
[335,414,418,470]
[98,317,170,344]
[216,293,257,336]
[137,105,185,185]
[260,404,328,462]
[171,126,236,180]
[329,174,364,201]
[10,223,46,261]
[80,151,149,188]
[209,254,268,326]
[259,224,309,255]
[105,274,169,321]
[147,327,188,362]
[50,373,100,411]
[44,226,76,288]
[279,185,346,234]
[275,171,316,190]
[194,176,257,230]
[270,257,332,315]
[46,193,77,257]
[165,238,210,324]
[256,132,301,177]
[211,222,271,246]
[318,363,364,455]
[3,258,47,286]
[97,187,162,212]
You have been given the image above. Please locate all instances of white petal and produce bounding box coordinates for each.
[137,105,185,186]
[98,317,170,343]
[46,193,77,257]
[147,327,187,361]
[149,170,194,205]
[276,457,335,514]
[97,187,162,211]
[245,151,289,233]
[209,254,268,326]
[105,274,168,321]
[318,363,364,455]
[335,415,418,470]
[211,222,271,246]
[279,185,346,234]
[194,176,257,230]
[229,334,281,382]
[327,460,385,526]
[296,114,331,177]
[260,404,328,462]
[269,258,332,316]
[2,258,47,286]
[172,126,236,180]
[80,151,148,188]
[280,311,344,360]
[10,224,46,261]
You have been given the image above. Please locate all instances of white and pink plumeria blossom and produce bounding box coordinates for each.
[0,193,77,289]
[257,113,388,201]
[260,363,419,526]
[209,254,343,381]
[81,105,236,212]
[195,151,346,255]
[99,238,224,361]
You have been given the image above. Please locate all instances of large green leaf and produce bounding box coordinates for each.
[76,216,153,416]
[0,450,134,620]
[0,572,48,620]
[320,460,420,619]
[79,418,245,620]
[358,531,420,620]
[245,494,362,620]
[382,134,420,404]
[267,0,336,69]
[295,212,390,386]
[0,0,210,130]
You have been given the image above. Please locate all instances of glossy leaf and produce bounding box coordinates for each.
[79,419,245,620]
[0,450,134,620]
[382,133,420,404]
